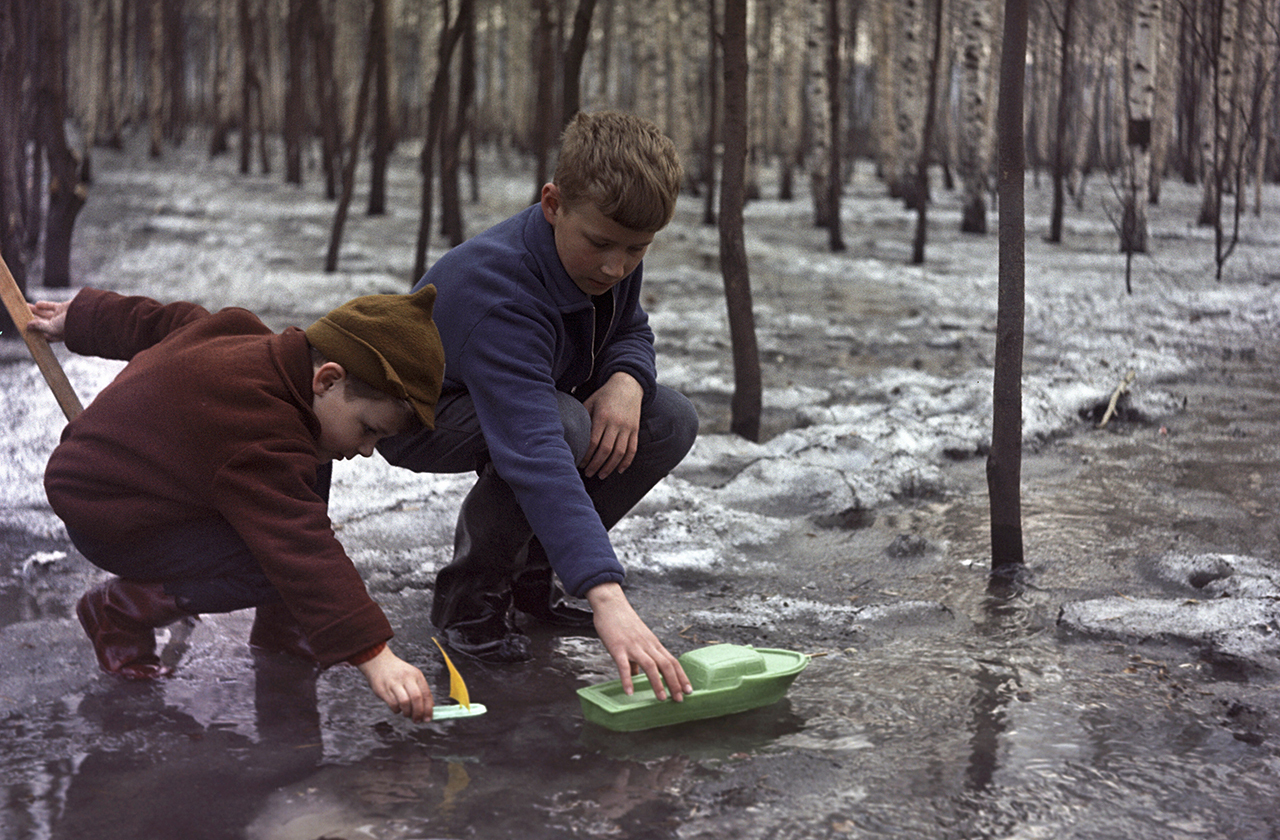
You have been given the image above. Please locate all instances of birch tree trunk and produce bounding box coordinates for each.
[1254,0,1278,214]
[1197,0,1241,230]
[1147,0,1178,203]
[958,0,997,234]
[872,0,900,193]
[777,0,805,200]
[1121,0,1160,254]
[894,0,926,209]
[806,0,832,227]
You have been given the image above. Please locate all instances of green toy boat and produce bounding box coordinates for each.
[577,644,809,732]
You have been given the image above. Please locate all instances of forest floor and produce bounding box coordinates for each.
[2,134,1280,839]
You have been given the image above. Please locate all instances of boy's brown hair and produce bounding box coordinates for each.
[553,110,682,233]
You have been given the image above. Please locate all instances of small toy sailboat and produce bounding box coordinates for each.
[577,643,809,732]
[431,637,487,720]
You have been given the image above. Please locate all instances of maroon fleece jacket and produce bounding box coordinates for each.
[44,287,392,667]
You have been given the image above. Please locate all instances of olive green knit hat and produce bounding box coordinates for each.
[305,285,444,428]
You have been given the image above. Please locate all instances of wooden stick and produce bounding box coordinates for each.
[1097,370,1136,429]
[0,252,83,421]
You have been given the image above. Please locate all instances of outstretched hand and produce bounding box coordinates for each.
[26,299,71,343]
[588,582,692,702]
[356,644,434,722]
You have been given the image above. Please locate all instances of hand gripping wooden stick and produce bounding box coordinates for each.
[0,252,83,421]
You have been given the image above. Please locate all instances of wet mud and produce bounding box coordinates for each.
[4,142,1280,839]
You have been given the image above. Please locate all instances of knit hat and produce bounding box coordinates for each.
[305,285,444,428]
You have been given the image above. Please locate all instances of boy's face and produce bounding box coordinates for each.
[311,365,411,462]
[541,183,654,297]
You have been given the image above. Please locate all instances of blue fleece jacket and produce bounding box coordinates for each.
[415,204,658,597]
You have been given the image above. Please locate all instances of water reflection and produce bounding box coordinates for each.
[44,655,323,840]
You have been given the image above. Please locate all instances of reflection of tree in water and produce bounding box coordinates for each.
[46,655,323,840]
[964,585,1027,794]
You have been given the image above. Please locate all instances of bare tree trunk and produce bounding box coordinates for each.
[806,0,831,227]
[326,20,374,273]
[367,0,390,215]
[413,0,464,280]
[1047,0,1074,243]
[284,0,305,185]
[958,0,999,234]
[238,0,256,174]
[720,0,761,442]
[148,0,164,157]
[702,0,719,225]
[440,0,475,246]
[988,0,1028,574]
[911,0,945,263]
[1121,0,1160,255]
[562,0,597,125]
[307,0,341,199]
[35,0,88,289]
[824,0,845,250]
[872,0,900,192]
[895,0,927,210]
[530,0,556,199]
[0,0,32,313]
[210,0,232,156]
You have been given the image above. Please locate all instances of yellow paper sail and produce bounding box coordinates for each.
[432,637,471,709]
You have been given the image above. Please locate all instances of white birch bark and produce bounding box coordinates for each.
[1123,0,1160,252]
[956,0,997,232]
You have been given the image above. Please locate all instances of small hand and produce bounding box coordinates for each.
[581,372,643,479]
[25,299,71,342]
[356,644,435,722]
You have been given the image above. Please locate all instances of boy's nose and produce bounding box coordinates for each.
[601,251,627,278]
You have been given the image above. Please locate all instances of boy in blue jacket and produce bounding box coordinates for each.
[380,111,698,702]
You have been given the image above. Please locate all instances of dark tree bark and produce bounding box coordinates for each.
[825,0,845,251]
[530,0,556,200]
[988,0,1029,574]
[367,0,391,215]
[702,0,719,226]
[0,0,32,322]
[238,0,256,174]
[720,0,762,442]
[562,0,597,127]
[306,0,341,199]
[35,0,87,288]
[326,22,374,273]
[284,0,306,185]
[413,0,464,280]
[910,0,944,264]
[1047,0,1075,244]
[440,0,474,246]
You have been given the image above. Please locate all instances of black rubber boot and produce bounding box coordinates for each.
[430,463,533,663]
[512,539,595,629]
[249,599,319,663]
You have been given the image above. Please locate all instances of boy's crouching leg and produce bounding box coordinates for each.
[249,599,318,663]
[76,578,192,679]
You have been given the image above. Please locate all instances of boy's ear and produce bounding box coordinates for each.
[312,361,346,397]
[540,182,561,225]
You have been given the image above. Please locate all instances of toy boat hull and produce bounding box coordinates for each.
[577,645,809,732]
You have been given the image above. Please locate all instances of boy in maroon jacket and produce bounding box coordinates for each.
[26,285,444,722]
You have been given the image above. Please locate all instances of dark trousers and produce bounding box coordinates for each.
[66,465,332,615]
[378,384,699,625]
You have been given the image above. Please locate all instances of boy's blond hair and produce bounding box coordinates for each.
[553,111,682,233]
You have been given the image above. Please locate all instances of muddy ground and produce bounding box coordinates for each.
[2,137,1280,839]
